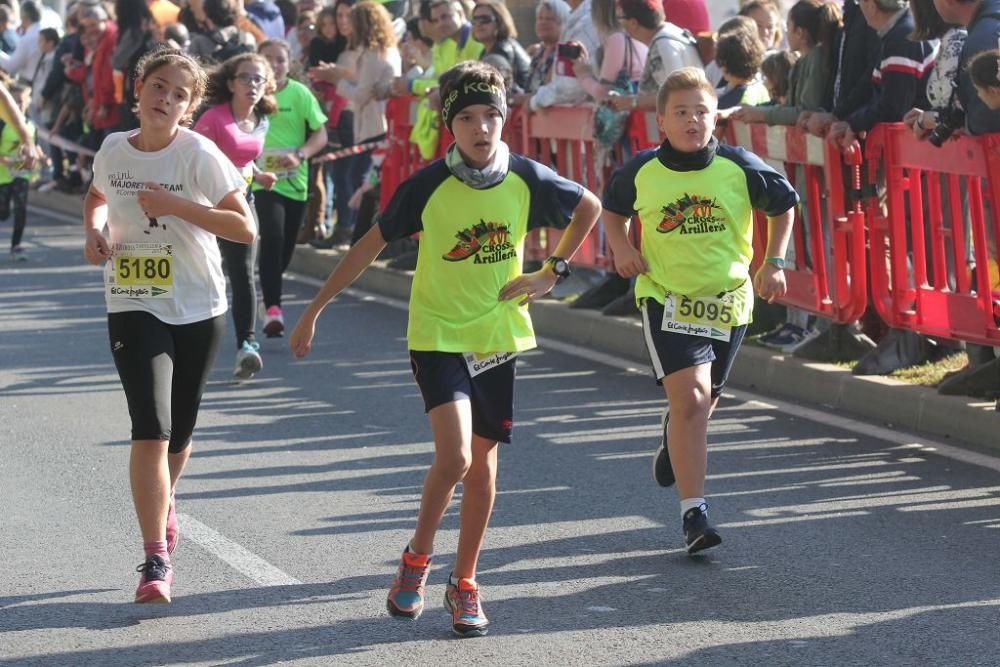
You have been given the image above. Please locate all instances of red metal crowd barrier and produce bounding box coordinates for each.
[377,99,1000,345]
[864,124,1000,347]
[726,120,867,324]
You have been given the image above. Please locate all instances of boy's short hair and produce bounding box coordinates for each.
[656,67,717,113]
[714,29,766,81]
[761,50,797,100]
[616,0,664,30]
[439,60,506,108]
[970,49,1000,89]
[39,27,60,45]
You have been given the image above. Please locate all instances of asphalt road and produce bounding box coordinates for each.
[3,213,1000,666]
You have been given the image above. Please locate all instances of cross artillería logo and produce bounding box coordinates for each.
[657,194,725,234]
[443,220,516,264]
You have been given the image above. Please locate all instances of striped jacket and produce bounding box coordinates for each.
[847,8,938,133]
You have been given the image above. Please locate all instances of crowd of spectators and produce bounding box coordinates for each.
[1,0,999,397]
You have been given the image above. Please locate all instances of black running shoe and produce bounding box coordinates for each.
[683,506,722,555]
[652,410,675,487]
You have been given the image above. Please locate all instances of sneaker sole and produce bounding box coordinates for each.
[234,355,263,380]
[652,411,674,487]
[262,321,284,338]
[386,597,423,620]
[686,530,722,555]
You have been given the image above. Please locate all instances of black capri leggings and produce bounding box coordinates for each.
[108,311,224,453]
[254,189,307,309]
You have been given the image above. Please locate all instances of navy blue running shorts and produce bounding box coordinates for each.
[640,299,747,398]
[409,350,516,444]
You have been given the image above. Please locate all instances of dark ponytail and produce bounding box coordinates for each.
[789,0,842,77]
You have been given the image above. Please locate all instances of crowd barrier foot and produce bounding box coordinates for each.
[570,274,630,310]
[602,287,639,317]
[937,356,1000,399]
[387,250,419,271]
[793,322,876,363]
[851,328,956,377]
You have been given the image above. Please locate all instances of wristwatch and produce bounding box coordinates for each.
[295,149,306,161]
[765,256,786,269]
[545,256,571,280]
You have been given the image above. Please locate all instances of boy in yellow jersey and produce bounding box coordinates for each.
[603,67,796,555]
[289,61,601,637]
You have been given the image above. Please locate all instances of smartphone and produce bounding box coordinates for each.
[557,42,582,60]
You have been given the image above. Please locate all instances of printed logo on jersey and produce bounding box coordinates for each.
[443,220,516,265]
[657,194,726,235]
[108,171,185,233]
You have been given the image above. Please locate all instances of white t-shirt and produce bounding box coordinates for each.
[92,128,247,325]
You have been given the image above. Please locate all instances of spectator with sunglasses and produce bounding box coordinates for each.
[471,0,530,91]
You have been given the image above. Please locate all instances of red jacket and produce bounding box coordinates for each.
[66,21,120,130]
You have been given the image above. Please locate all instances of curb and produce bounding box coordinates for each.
[291,245,1000,454]
[28,194,998,452]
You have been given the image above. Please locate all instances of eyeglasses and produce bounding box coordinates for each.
[234,73,267,87]
[472,15,495,24]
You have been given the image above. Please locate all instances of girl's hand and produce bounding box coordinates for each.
[137,182,178,219]
[289,311,319,358]
[499,269,559,306]
[610,242,649,278]
[255,171,278,190]
[84,227,112,265]
[753,263,786,303]
[732,105,765,123]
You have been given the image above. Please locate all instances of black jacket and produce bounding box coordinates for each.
[959,0,1000,135]
[483,39,531,92]
[832,0,881,120]
[847,9,935,132]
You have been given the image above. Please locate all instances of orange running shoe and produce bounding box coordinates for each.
[386,549,431,619]
[444,576,489,638]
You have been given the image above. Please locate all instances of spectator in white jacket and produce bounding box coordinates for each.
[528,0,600,109]
[0,1,60,84]
[607,0,701,111]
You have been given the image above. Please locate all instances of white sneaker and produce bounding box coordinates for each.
[234,340,263,380]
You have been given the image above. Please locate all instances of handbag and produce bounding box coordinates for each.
[593,35,636,148]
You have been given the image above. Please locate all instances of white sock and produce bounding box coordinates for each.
[680,497,707,520]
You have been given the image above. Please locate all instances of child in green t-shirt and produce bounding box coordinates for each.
[602,67,797,555]
[290,61,600,638]
[0,84,34,261]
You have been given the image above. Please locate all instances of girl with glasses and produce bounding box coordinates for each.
[194,53,281,380]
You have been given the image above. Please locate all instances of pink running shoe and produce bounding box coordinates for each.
[134,555,172,603]
[166,495,178,554]
[386,549,432,619]
[262,306,284,338]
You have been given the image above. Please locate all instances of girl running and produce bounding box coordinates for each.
[195,53,280,380]
[254,39,328,337]
[83,49,255,603]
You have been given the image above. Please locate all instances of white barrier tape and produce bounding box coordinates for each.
[35,126,98,157]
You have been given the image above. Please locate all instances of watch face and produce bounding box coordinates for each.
[555,260,569,276]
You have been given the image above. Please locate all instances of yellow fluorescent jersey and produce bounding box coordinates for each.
[378,154,583,353]
[603,137,798,323]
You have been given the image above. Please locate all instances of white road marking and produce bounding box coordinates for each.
[178,513,301,586]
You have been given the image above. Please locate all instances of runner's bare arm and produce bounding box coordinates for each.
[83,187,112,265]
[754,207,795,303]
[499,189,602,305]
[601,209,649,278]
[137,185,255,244]
[289,224,389,358]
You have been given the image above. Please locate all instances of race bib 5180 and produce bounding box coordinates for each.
[106,242,174,299]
